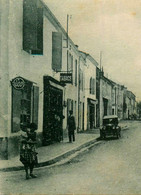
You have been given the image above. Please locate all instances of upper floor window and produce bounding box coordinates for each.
[23,0,43,55]
[67,51,73,72]
[52,32,62,71]
[75,60,77,86]
[90,77,95,95]
[80,69,83,91]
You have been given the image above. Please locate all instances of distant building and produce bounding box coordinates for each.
[79,51,98,130]
[99,71,113,125]
[123,90,136,119]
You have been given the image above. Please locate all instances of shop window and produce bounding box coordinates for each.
[12,80,39,133]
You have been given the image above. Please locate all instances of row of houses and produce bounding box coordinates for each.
[0,0,136,159]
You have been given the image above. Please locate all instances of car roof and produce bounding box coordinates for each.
[103,115,118,119]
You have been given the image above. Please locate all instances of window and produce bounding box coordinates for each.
[93,78,95,94]
[80,69,83,91]
[90,78,95,95]
[52,32,62,71]
[67,51,73,72]
[23,0,43,54]
[90,78,92,94]
[75,60,77,86]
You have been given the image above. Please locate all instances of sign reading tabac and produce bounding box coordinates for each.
[60,73,72,84]
[11,77,25,90]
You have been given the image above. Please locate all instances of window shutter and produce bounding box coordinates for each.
[23,0,38,51]
[32,7,43,54]
[93,79,95,94]
[90,78,92,94]
[52,32,62,71]
[32,86,39,126]
[75,60,77,86]
[37,7,43,53]
[67,50,69,71]
[71,55,73,72]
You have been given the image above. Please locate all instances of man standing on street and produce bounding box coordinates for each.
[67,110,76,143]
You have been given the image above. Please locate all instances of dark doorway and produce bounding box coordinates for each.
[103,98,108,116]
[43,77,63,145]
[90,105,95,129]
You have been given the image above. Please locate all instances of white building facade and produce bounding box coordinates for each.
[0,0,99,159]
[0,0,83,159]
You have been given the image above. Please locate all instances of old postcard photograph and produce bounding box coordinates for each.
[0,0,141,194]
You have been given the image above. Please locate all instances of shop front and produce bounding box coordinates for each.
[10,76,39,158]
[43,76,64,145]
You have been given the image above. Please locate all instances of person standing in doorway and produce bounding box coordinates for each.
[67,110,76,143]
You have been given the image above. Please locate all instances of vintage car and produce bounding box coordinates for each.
[100,115,121,139]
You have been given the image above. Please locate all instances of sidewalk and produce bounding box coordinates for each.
[0,121,128,172]
[0,133,99,172]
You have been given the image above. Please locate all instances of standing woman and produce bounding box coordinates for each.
[20,123,38,179]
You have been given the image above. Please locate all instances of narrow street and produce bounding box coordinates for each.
[0,121,141,194]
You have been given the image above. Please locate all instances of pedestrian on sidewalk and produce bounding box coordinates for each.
[20,123,38,180]
[67,110,76,143]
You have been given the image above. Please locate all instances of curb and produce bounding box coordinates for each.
[0,138,99,172]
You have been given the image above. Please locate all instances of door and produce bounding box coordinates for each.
[90,105,95,129]
[103,98,108,116]
[43,85,63,145]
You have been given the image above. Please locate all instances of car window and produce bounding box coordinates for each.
[103,118,118,125]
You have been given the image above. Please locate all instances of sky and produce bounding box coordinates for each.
[43,0,141,101]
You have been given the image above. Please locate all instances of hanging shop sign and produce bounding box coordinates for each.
[60,73,72,83]
[11,77,25,90]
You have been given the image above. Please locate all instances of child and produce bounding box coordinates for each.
[20,123,38,179]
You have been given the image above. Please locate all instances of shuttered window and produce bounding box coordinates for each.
[90,78,92,94]
[23,0,43,54]
[52,32,62,71]
[32,8,43,55]
[80,69,83,91]
[90,78,95,95]
[75,60,77,86]
[67,51,73,73]
[93,78,95,94]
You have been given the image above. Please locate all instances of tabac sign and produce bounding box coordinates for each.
[11,77,25,90]
[60,73,72,84]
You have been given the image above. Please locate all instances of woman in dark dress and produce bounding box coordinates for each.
[20,123,38,179]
